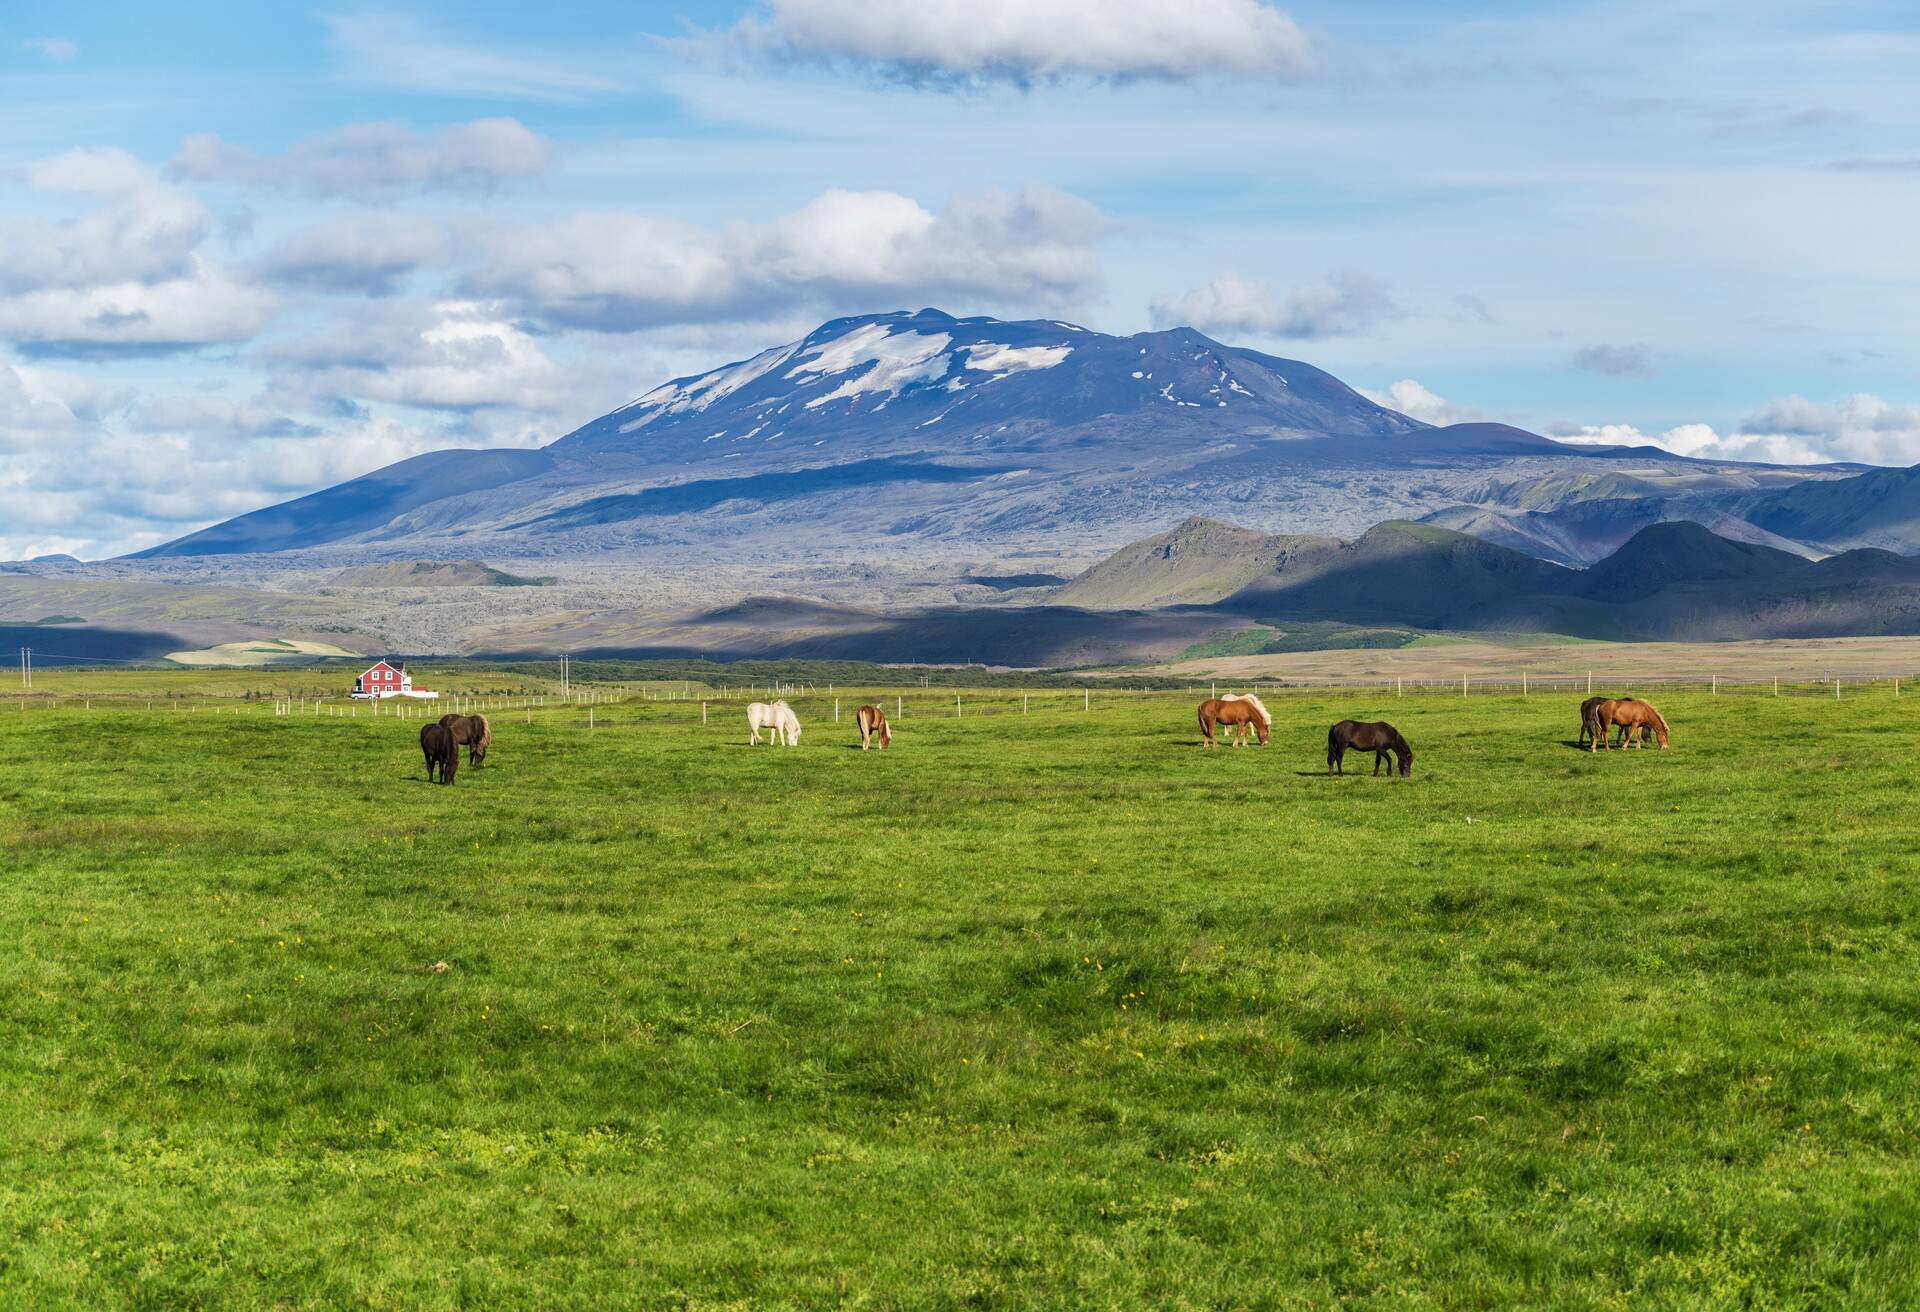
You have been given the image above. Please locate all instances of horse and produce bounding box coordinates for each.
[856,704,891,750]
[747,700,801,747]
[1218,693,1272,747]
[419,722,459,785]
[1327,720,1413,776]
[438,713,491,766]
[1197,697,1270,747]
[1589,698,1669,751]
[1577,696,1633,750]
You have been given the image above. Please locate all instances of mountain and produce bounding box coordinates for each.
[1224,521,1571,626]
[1569,521,1807,600]
[329,560,551,588]
[1738,463,1920,554]
[1062,517,1920,643]
[131,307,1868,565]
[1051,516,1340,608]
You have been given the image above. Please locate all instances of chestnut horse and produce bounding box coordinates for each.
[1588,698,1669,750]
[1327,720,1413,776]
[1198,697,1270,747]
[438,713,491,766]
[1219,693,1271,746]
[1576,696,1632,749]
[856,704,891,750]
[419,722,458,785]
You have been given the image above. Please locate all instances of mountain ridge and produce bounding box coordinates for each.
[128,307,1894,564]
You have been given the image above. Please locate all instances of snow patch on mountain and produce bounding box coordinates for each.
[795,326,954,409]
[963,342,1072,376]
[617,341,801,434]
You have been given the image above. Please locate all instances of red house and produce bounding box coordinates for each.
[350,660,436,700]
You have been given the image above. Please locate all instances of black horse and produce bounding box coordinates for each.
[1327,720,1413,776]
[420,722,459,785]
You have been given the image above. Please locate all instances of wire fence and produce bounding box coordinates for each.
[4,670,1916,721]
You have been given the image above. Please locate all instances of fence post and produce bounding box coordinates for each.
[1084,688,1089,712]
[955,692,961,719]
[702,701,708,724]
[1023,691,1029,715]
[898,694,904,720]
[834,698,840,723]
[1587,671,1592,694]
[1836,678,1841,700]
[1462,676,1468,698]
[1521,670,1527,698]
[1774,678,1778,697]
[1712,674,1717,694]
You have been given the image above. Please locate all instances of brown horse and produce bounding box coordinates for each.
[1577,696,1633,749]
[420,722,458,785]
[438,713,491,766]
[1588,698,1669,751]
[1198,697,1270,747]
[1328,720,1413,776]
[856,704,891,750]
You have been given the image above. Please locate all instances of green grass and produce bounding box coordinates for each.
[4,681,1919,1308]
[1178,621,1423,659]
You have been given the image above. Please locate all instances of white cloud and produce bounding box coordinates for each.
[1149,272,1397,339]
[1570,342,1657,378]
[0,150,269,356]
[23,36,79,62]
[260,300,573,412]
[727,0,1316,85]
[171,118,553,197]
[1,150,208,293]
[252,217,445,295]
[1549,396,1920,466]
[320,14,624,102]
[465,185,1106,331]
[1358,379,1481,427]
[0,373,549,560]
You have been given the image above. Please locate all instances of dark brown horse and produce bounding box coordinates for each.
[438,712,491,766]
[420,722,458,784]
[1328,720,1413,776]
[1589,698,1669,751]
[1577,696,1633,749]
[855,704,891,750]
[1197,697,1270,747]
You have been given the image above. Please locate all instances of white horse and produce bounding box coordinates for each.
[747,700,801,746]
[1220,693,1271,746]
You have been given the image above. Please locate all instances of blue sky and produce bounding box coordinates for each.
[2,0,1917,557]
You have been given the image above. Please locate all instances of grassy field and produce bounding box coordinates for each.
[4,678,1919,1307]
[1133,633,1920,684]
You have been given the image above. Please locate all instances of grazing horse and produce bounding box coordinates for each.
[747,700,801,747]
[1577,696,1633,749]
[1589,698,1669,751]
[438,713,491,766]
[419,722,458,785]
[1218,693,1272,747]
[856,704,891,750]
[1327,720,1413,776]
[1198,696,1270,747]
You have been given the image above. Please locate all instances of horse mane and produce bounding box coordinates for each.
[1226,693,1271,727]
